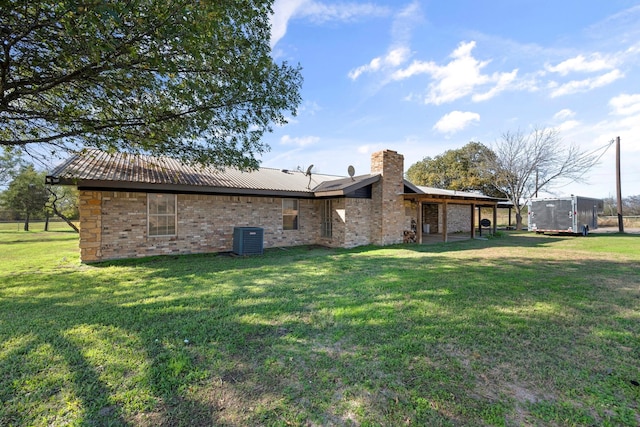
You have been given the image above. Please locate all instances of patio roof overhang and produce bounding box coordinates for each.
[403,193,499,207]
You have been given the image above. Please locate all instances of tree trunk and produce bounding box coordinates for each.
[515,212,523,231]
[46,188,80,233]
[44,213,50,231]
[23,212,30,231]
[52,209,79,233]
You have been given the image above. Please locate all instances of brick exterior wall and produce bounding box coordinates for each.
[315,197,375,248]
[78,191,103,262]
[415,203,471,235]
[443,204,472,233]
[79,191,327,262]
[370,150,405,245]
[75,149,412,262]
[344,198,375,247]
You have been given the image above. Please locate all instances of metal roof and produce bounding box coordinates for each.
[313,174,380,196]
[47,150,369,197]
[47,151,499,202]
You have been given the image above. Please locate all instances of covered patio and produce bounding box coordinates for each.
[404,187,500,244]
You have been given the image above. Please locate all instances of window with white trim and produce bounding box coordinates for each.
[148,194,176,236]
[282,199,299,230]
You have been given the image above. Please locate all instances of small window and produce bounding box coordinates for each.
[283,199,299,230]
[148,194,176,236]
[321,199,333,238]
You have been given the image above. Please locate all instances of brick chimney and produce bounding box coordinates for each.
[370,150,405,245]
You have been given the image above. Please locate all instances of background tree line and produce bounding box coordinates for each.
[602,195,640,216]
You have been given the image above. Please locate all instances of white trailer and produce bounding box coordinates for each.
[528,196,603,236]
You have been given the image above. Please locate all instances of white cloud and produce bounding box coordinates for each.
[357,145,372,154]
[557,120,581,132]
[348,47,410,80]
[270,0,390,48]
[299,100,322,115]
[347,2,421,80]
[545,54,614,76]
[433,111,480,134]
[393,41,519,105]
[472,69,518,102]
[549,69,623,97]
[554,109,575,120]
[609,93,640,115]
[391,1,422,44]
[280,134,320,147]
[299,2,390,23]
[271,0,307,48]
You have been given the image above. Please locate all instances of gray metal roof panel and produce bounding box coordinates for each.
[49,150,345,194]
[313,174,379,193]
[416,185,498,200]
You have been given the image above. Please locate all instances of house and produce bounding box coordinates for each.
[47,149,499,262]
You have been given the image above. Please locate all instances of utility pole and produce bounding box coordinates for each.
[615,136,624,233]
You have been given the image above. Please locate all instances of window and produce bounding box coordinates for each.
[148,194,176,236]
[282,199,299,230]
[321,199,332,238]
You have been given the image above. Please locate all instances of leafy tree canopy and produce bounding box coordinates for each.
[0,0,302,169]
[1,164,49,229]
[406,142,506,198]
[0,147,23,184]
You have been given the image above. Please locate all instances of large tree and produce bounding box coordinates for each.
[1,165,49,230]
[406,142,506,198]
[484,127,599,230]
[0,147,22,184]
[0,0,302,169]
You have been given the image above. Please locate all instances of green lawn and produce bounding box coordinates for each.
[1,225,639,426]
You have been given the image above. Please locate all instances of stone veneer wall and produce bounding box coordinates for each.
[404,200,418,231]
[442,204,472,234]
[370,150,405,245]
[78,190,323,262]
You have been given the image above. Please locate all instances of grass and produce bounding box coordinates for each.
[1,224,639,426]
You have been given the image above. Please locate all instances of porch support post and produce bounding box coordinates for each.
[417,200,423,244]
[442,201,448,242]
[493,204,498,234]
[471,204,476,239]
[478,205,482,236]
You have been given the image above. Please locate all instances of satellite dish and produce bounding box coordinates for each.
[305,164,314,176]
[347,165,355,179]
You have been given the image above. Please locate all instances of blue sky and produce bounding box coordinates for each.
[262,0,640,199]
